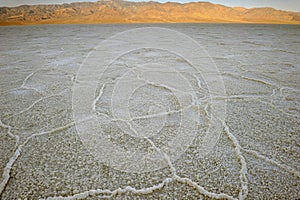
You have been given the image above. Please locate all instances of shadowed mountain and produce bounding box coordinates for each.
[0,0,300,25]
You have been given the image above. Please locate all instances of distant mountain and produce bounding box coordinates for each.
[1,0,300,25]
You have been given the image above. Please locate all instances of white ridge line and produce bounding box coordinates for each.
[21,66,66,91]
[174,176,236,200]
[0,122,76,197]
[46,178,174,200]
[129,64,194,95]
[96,104,193,123]
[46,138,235,200]
[20,69,48,93]
[92,70,131,112]
[211,94,270,101]
[0,66,74,96]
[212,95,300,119]
[145,138,236,200]
[92,83,106,111]
[222,120,248,200]
[242,148,300,178]
[240,75,278,88]
[3,89,68,120]
[136,74,192,95]
[21,71,36,88]
[130,105,193,121]
[0,120,19,146]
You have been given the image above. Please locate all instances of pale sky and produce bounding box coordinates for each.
[0,0,299,12]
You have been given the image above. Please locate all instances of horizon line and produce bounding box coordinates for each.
[0,0,299,13]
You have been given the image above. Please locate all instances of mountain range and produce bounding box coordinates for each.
[1,0,300,25]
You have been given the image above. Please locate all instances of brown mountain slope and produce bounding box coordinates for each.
[0,0,300,25]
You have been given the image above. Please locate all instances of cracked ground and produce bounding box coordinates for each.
[0,24,299,199]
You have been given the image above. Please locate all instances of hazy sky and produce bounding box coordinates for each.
[0,0,299,12]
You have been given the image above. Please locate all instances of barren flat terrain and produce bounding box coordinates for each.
[0,24,299,199]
